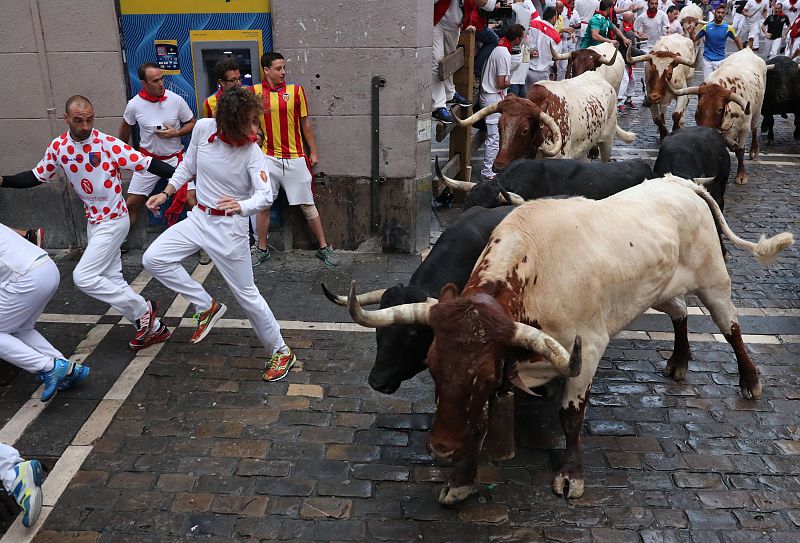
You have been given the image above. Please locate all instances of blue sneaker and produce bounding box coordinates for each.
[38,359,89,402]
[10,459,44,527]
[448,91,472,107]
[432,107,454,124]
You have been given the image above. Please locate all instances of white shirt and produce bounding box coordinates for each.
[438,0,463,31]
[635,10,670,51]
[744,0,768,22]
[33,129,152,224]
[617,0,646,16]
[667,17,682,33]
[527,20,558,71]
[513,2,535,29]
[0,223,47,283]
[786,3,799,26]
[122,89,194,157]
[575,0,601,24]
[169,118,273,217]
[481,46,512,96]
[658,0,671,11]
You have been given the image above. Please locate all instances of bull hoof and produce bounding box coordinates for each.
[740,378,762,400]
[437,481,475,505]
[664,358,688,381]
[552,470,584,499]
[735,174,748,185]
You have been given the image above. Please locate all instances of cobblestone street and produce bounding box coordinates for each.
[1,67,799,542]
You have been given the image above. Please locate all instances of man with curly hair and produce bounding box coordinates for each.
[142,86,296,382]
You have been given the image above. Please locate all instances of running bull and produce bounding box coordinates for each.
[453,71,636,169]
[347,176,794,505]
[550,42,623,93]
[761,56,800,144]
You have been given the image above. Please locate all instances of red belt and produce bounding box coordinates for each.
[197,204,229,216]
[140,148,184,162]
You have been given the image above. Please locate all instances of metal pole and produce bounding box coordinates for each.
[370,76,386,233]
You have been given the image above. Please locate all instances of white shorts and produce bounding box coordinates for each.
[128,154,181,196]
[265,155,314,206]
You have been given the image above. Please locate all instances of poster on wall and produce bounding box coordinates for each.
[154,40,180,73]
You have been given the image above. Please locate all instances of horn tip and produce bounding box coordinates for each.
[321,282,345,306]
[568,336,582,377]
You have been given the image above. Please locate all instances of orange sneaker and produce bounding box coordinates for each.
[262,349,296,382]
[190,300,227,344]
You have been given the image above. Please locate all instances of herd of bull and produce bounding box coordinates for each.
[318,32,798,507]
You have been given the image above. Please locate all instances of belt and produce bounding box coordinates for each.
[140,148,184,161]
[197,203,229,216]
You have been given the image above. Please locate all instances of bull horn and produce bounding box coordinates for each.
[451,101,501,127]
[510,325,582,378]
[435,156,476,191]
[691,176,715,185]
[729,92,750,115]
[347,281,435,328]
[598,46,618,66]
[674,51,698,68]
[495,179,526,205]
[536,110,562,158]
[666,79,700,97]
[766,64,776,71]
[625,46,651,64]
[321,282,385,307]
[550,42,573,61]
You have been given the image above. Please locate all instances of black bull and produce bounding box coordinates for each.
[458,158,655,209]
[761,56,800,144]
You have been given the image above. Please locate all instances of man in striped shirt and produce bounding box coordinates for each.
[202,58,243,118]
[251,52,338,267]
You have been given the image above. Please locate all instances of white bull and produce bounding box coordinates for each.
[550,41,624,94]
[347,175,794,506]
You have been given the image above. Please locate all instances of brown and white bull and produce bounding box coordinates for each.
[627,33,699,139]
[347,175,794,505]
[454,71,636,170]
[550,42,624,94]
[669,47,769,185]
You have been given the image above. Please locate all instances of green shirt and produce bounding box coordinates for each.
[580,13,612,48]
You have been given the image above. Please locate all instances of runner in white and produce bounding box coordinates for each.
[0,95,174,350]
[0,443,43,527]
[119,63,195,233]
[142,86,296,383]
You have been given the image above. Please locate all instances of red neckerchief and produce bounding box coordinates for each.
[498,37,513,53]
[530,11,540,25]
[530,17,562,44]
[647,7,658,17]
[138,89,166,103]
[264,80,287,93]
[623,20,634,32]
[208,131,257,146]
[565,3,573,17]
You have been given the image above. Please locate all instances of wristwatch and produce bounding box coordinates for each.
[161,191,170,199]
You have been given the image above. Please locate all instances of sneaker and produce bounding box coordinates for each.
[448,91,472,107]
[10,459,44,527]
[24,228,44,248]
[129,300,158,349]
[251,245,270,268]
[198,249,211,265]
[129,321,171,351]
[191,300,227,344]
[617,104,626,114]
[38,359,89,402]
[432,107,454,124]
[316,246,340,266]
[624,98,637,110]
[263,348,296,382]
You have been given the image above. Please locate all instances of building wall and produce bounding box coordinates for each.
[0,0,433,253]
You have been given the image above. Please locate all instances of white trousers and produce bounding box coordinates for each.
[0,258,61,373]
[732,13,746,38]
[703,58,723,81]
[142,208,285,354]
[764,37,782,58]
[0,443,22,492]
[482,122,500,180]
[73,216,148,325]
[433,23,459,109]
[618,66,636,100]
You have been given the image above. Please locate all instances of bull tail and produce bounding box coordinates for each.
[615,124,636,143]
[665,175,795,266]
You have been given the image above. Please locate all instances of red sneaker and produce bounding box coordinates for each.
[130,300,158,349]
[129,321,171,351]
[262,349,296,382]
[190,300,227,344]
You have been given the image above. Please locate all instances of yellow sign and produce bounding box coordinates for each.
[120,0,270,15]
[154,40,180,74]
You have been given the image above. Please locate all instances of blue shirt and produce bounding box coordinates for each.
[696,22,737,62]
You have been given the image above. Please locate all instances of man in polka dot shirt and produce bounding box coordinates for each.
[0,95,176,351]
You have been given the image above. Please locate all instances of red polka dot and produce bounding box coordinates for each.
[90,206,98,213]
[83,144,92,152]
[130,153,139,162]
[123,144,132,151]
[134,164,144,171]
[104,179,113,188]
[121,206,127,213]
[67,145,74,154]
[69,164,78,173]
[61,156,68,164]
[36,165,44,174]
[111,145,121,154]
[75,154,83,163]
[116,201,122,208]
[102,207,110,214]
[114,185,121,194]
[93,138,101,144]
[118,157,128,167]
[106,136,114,141]
[46,164,55,172]
[102,162,110,171]
[110,213,118,219]
[53,141,60,151]
[110,169,118,177]
[85,164,93,172]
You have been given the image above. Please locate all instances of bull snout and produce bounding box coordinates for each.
[367,371,401,395]
[649,91,663,103]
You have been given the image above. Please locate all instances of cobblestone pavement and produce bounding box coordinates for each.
[1,66,799,543]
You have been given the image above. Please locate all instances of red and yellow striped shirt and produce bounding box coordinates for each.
[202,90,223,118]
[253,82,309,159]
